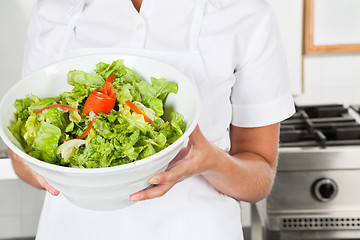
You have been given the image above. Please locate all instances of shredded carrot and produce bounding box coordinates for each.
[125,100,152,123]
[34,104,79,114]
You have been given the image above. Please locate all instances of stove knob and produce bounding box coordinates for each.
[312,178,338,202]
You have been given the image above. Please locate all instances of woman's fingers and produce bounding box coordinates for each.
[32,171,60,196]
[149,161,190,184]
[130,183,175,201]
[130,158,193,201]
[41,179,60,196]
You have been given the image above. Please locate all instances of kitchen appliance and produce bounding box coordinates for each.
[254,104,360,240]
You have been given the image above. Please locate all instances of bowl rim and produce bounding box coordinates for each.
[0,53,200,174]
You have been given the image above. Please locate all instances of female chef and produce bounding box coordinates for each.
[10,0,295,239]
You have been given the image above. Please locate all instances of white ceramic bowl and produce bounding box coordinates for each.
[0,54,200,211]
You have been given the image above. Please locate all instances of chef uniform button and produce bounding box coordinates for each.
[136,23,144,30]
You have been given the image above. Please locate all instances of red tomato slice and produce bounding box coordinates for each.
[101,82,115,99]
[82,76,117,116]
[105,74,116,84]
[83,90,116,115]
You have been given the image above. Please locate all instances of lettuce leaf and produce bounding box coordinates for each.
[135,77,178,117]
[94,59,142,85]
[32,122,61,164]
[67,70,104,88]
[114,84,134,104]
[38,107,67,131]
[148,98,164,117]
[60,85,90,108]
[57,139,86,164]
[159,112,186,145]
[14,98,34,121]
[22,114,40,146]
[151,77,178,101]
[8,118,26,148]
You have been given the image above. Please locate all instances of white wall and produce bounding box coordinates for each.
[0,0,36,93]
[314,0,360,46]
[296,53,360,105]
[267,0,303,95]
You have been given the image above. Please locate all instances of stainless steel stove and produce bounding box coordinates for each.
[252,104,360,240]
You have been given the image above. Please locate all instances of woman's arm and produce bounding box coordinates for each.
[130,123,279,203]
[203,123,279,202]
[9,149,60,196]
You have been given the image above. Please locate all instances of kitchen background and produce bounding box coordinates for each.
[1,0,360,239]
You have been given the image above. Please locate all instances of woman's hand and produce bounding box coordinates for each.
[129,125,219,201]
[130,123,280,203]
[9,149,60,196]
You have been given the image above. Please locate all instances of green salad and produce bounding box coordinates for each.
[8,59,186,168]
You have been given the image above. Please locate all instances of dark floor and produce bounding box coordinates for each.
[244,227,251,240]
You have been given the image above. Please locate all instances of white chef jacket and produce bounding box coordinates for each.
[22,0,295,239]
